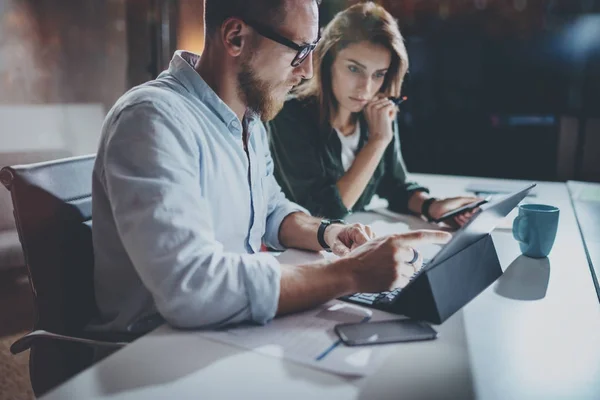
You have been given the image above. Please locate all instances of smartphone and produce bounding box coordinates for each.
[432,196,491,223]
[334,319,438,346]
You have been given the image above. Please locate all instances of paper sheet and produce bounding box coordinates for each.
[200,301,401,377]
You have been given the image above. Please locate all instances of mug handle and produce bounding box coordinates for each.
[512,215,529,244]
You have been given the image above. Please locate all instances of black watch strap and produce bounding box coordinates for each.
[421,198,438,222]
[317,219,345,252]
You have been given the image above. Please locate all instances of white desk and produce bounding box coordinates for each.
[42,175,600,400]
[567,180,600,302]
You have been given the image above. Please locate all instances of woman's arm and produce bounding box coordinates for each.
[407,190,431,215]
[337,97,397,210]
[336,140,388,209]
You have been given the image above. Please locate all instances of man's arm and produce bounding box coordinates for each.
[277,212,323,252]
[277,259,354,315]
[278,211,376,256]
[276,230,452,316]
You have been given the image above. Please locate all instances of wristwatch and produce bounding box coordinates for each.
[421,197,439,222]
[317,219,346,252]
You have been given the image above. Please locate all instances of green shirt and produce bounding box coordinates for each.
[267,96,429,219]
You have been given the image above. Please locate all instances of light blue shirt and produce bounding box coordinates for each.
[91,51,307,334]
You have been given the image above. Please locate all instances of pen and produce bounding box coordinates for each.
[388,95,408,106]
[315,314,371,361]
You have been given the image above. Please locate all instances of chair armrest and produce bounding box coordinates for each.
[10,330,129,355]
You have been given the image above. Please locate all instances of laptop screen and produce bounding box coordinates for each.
[425,183,536,268]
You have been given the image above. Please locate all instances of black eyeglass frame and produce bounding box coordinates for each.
[243,19,321,67]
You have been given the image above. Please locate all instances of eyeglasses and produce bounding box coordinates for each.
[244,19,320,67]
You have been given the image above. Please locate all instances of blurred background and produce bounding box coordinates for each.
[1,0,599,182]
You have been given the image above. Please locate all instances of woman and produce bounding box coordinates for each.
[268,2,479,226]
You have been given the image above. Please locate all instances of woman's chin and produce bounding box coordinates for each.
[343,103,366,113]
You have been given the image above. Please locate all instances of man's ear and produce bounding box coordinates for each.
[221,17,246,57]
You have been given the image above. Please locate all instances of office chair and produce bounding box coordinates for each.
[0,155,133,396]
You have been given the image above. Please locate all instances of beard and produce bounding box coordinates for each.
[237,58,291,122]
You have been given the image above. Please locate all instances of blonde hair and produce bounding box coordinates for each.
[295,2,409,125]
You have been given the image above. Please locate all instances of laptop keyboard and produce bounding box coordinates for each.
[342,288,402,306]
[341,260,430,306]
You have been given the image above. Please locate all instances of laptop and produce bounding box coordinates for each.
[341,183,537,310]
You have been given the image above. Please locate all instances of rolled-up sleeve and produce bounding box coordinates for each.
[102,102,281,328]
[259,126,309,250]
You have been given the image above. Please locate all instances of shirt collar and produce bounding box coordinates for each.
[162,50,260,135]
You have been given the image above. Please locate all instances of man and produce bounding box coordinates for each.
[91,0,451,334]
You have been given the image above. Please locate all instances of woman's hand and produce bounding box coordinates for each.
[364,96,396,146]
[428,197,483,228]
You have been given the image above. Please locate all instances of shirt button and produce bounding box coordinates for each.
[230,120,240,130]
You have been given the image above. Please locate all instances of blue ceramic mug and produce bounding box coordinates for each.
[512,204,560,258]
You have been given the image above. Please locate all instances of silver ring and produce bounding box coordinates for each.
[407,248,419,265]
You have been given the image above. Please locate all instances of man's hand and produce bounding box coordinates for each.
[428,197,483,228]
[343,230,452,293]
[276,228,452,317]
[323,223,376,256]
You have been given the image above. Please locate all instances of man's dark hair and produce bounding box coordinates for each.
[205,0,321,36]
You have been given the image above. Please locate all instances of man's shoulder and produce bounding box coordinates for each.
[99,81,199,152]
[112,82,183,116]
